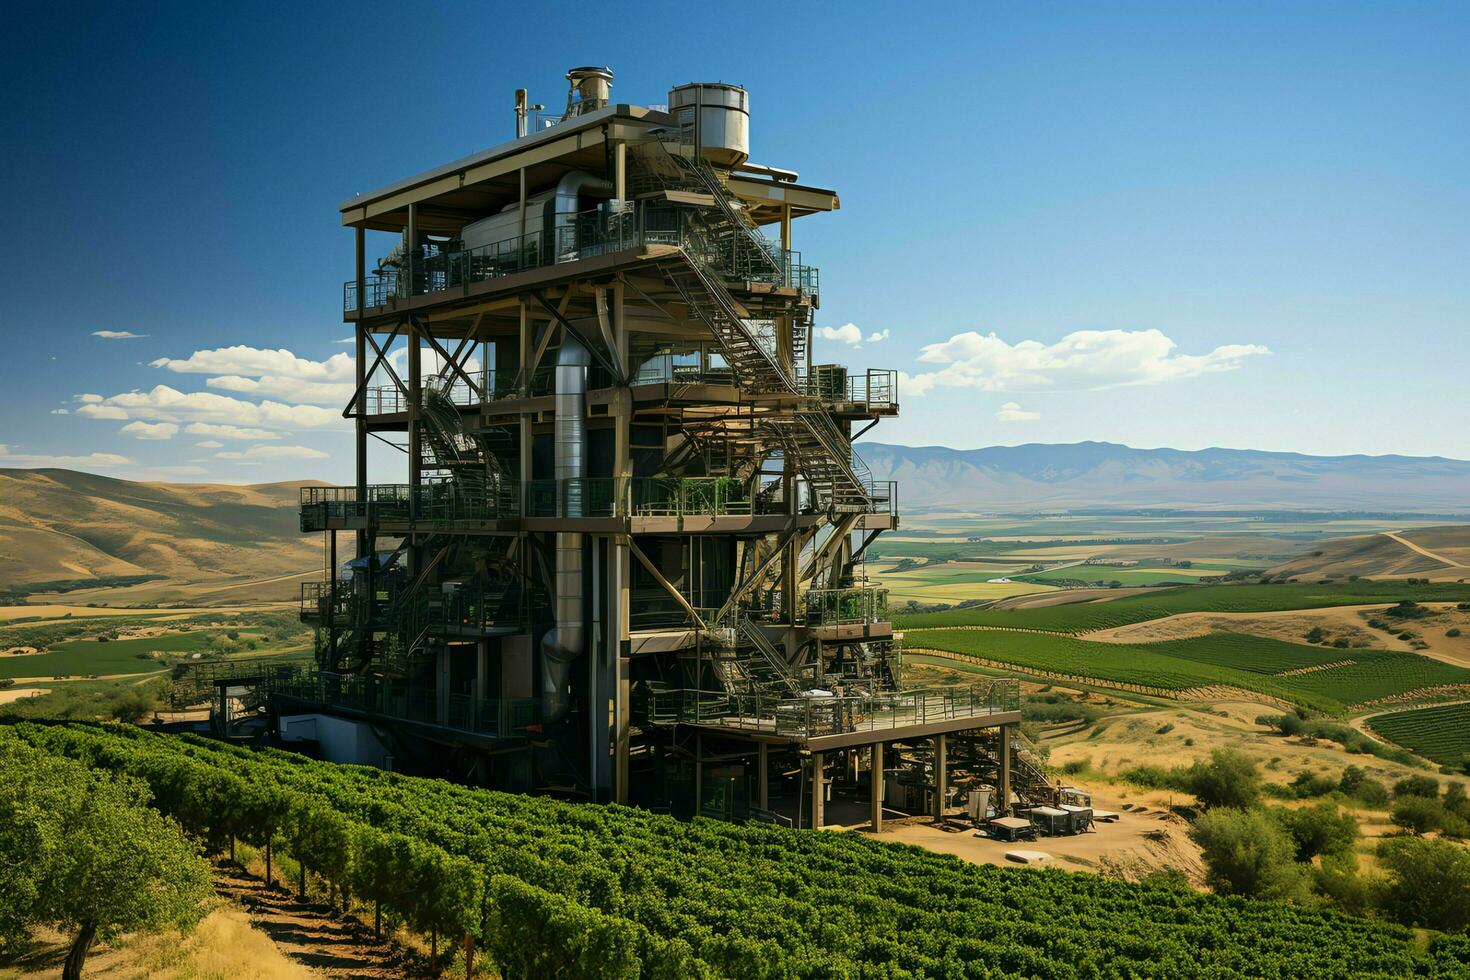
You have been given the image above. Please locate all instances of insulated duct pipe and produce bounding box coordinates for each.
[553,171,613,249]
[539,331,591,722]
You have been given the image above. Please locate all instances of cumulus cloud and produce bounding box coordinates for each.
[76,404,129,420]
[0,445,133,468]
[74,385,340,429]
[216,444,330,460]
[120,421,179,440]
[92,330,147,339]
[195,440,224,449]
[49,408,69,415]
[77,394,103,404]
[994,401,1041,422]
[150,345,356,407]
[182,422,284,440]
[815,323,864,346]
[867,329,890,343]
[902,328,1268,397]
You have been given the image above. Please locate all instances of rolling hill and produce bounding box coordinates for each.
[859,441,1470,513]
[1267,526,1470,581]
[0,468,321,594]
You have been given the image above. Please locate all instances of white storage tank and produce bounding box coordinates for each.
[668,82,749,167]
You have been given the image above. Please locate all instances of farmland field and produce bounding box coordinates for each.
[1367,703,1470,767]
[0,631,221,679]
[893,581,1470,633]
[1017,566,1222,586]
[901,628,1470,713]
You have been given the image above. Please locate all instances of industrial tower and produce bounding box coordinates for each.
[286,67,1027,828]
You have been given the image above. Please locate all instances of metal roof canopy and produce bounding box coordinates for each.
[339,104,838,234]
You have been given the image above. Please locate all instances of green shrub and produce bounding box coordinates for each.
[1375,837,1470,933]
[1190,807,1311,901]
[1272,802,1359,860]
[1185,749,1263,809]
[1393,775,1441,799]
[1390,795,1446,835]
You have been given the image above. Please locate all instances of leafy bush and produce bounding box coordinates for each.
[1189,807,1310,901]
[1376,837,1470,932]
[1272,802,1359,860]
[1185,749,1263,809]
[1391,795,1447,835]
[1393,774,1441,799]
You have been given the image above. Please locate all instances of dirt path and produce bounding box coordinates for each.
[1383,530,1470,570]
[213,864,406,978]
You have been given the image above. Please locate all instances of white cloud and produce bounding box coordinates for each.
[76,404,130,420]
[0,445,133,468]
[994,401,1041,422]
[77,394,103,404]
[816,323,864,346]
[335,336,356,345]
[50,408,69,415]
[92,330,147,339]
[74,385,341,429]
[151,345,355,381]
[195,440,224,449]
[866,329,890,343]
[120,421,179,440]
[183,422,284,441]
[150,345,357,407]
[216,444,329,460]
[903,328,1269,397]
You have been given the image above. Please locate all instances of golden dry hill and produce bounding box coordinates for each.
[0,468,322,599]
[1267,525,1470,582]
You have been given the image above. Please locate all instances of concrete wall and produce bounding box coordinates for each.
[279,713,393,769]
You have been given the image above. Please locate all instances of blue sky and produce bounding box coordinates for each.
[1,1,1466,483]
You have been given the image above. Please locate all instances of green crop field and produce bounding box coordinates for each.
[0,631,223,679]
[893,581,1470,633]
[1367,704,1470,768]
[1018,567,1220,586]
[7,722,1467,978]
[902,629,1470,713]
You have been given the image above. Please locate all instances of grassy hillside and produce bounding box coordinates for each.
[1268,526,1470,582]
[0,468,321,595]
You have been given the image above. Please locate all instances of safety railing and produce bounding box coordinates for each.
[804,586,889,627]
[343,201,819,312]
[400,587,526,643]
[524,476,767,519]
[299,581,351,623]
[275,671,538,738]
[642,678,1020,738]
[627,588,722,631]
[299,485,413,530]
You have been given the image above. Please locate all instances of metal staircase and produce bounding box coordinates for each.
[737,617,801,694]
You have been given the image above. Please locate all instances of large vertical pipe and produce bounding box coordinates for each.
[539,331,590,721]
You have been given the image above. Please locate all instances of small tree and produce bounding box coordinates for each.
[1393,774,1440,799]
[1390,795,1445,835]
[1189,807,1310,901]
[1273,802,1359,860]
[0,743,212,979]
[1376,837,1470,932]
[1185,749,1263,809]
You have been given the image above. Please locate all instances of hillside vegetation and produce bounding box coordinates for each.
[0,468,319,595]
[6,722,1468,978]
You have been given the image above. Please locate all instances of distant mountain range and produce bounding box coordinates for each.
[858,442,1470,513]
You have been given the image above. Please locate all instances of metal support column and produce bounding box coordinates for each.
[758,742,769,811]
[812,751,825,828]
[870,742,883,832]
[354,226,367,560]
[934,733,948,822]
[999,724,1012,818]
